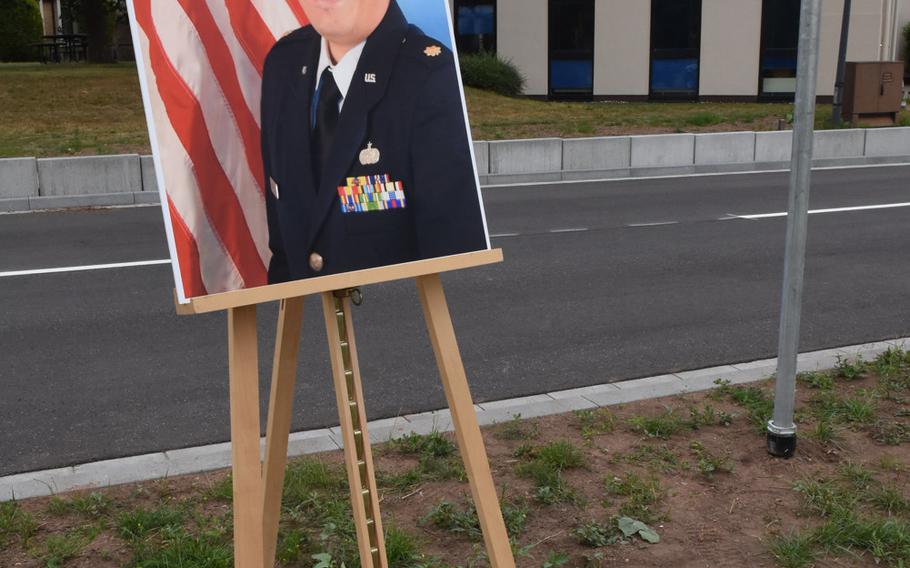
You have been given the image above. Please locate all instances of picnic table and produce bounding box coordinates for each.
[31,34,88,63]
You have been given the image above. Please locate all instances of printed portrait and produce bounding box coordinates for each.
[128,0,489,302]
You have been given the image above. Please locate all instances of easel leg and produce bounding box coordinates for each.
[262,297,305,567]
[416,275,516,568]
[322,291,387,568]
[228,305,265,568]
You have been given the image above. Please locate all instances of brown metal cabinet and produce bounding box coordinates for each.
[842,61,904,125]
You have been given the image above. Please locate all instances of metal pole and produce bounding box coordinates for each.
[767,0,823,459]
[832,0,852,126]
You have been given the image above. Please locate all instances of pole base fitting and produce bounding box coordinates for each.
[767,432,797,458]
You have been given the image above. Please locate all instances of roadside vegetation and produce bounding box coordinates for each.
[0,347,907,566]
[2,63,908,158]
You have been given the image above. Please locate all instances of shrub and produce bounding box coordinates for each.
[0,0,43,62]
[459,51,525,97]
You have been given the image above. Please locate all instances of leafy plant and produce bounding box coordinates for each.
[459,52,525,96]
[573,520,615,547]
[616,516,659,544]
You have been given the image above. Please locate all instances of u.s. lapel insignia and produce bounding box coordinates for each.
[359,142,380,165]
[424,45,442,57]
[301,65,308,76]
[269,177,280,200]
[364,72,377,83]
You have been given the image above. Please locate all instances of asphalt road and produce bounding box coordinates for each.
[1,165,908,476]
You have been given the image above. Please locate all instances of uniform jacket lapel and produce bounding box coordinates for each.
[305,0,409,252]
[278,36,319,203]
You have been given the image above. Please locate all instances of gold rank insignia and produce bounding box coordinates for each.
[424,45,442,57]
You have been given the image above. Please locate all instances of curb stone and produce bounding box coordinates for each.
[1,336,907,501]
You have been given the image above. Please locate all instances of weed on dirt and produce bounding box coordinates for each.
[1,348,908,566]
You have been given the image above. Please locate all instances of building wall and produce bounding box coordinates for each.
[699,0,762,97]
[498,0,548,96]
[498,0,906,99]
[594,0,651,96]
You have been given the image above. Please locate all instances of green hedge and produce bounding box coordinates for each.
[0,0,43,62]
[459,52,525,97]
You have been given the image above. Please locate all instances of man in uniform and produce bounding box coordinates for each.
[260,0,488,284]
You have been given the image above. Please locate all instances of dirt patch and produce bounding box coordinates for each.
[1,353,908,567]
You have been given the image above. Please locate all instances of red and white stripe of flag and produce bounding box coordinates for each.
[128,0,308,301]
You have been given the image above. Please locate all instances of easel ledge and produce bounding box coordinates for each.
[175,248,504,314]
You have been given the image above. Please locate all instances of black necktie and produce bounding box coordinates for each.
[312,68,342,189]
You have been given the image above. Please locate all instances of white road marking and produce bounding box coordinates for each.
[549,227,589,233]
[490,232,521,238]
[626,221,680,228]
[736,202,910,220]
[483,161,910,189]
[0,259,171,278]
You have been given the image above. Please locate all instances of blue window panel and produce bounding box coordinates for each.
[550,59,593,90]
[761,55,797,71]
[458,6,494,35]
[651,58,698,92]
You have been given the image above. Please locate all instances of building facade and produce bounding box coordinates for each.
[454,0,910,100]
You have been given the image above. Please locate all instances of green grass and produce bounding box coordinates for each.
[627,410,687,439]
[493,414,541,441]
[0,500,38,546]
[117,505,186,541]
[4,63,910,157]
[423,497,528,542]
[0,63,150,157]
[31,527,99,568]
[573,408,616,440]
[781,461,910,566]
[380,431,466,492]
[769,532,816,568]
[611,444,685,474]
[130,525,233,568]
[604,473,665,525]
[711,380,775,433]
[47,491,114,519]
[515,441,586,505]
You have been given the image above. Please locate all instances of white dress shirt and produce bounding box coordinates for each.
[315,37,367,113]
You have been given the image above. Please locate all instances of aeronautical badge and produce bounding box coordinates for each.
[359,142,380,165]
[424,45,442,57]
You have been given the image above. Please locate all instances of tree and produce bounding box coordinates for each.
[61,0,125,62]
[0,0,43,62]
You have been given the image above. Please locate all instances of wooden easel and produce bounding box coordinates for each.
[177,249,515,568]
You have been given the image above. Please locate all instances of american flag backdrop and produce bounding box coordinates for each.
[127,0,309,302]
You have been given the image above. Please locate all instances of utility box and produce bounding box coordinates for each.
[842,61,904,125]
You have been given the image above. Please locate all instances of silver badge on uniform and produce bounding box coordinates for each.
[364,72,376,83]
[269,177,280,200]
[359,142,380,165]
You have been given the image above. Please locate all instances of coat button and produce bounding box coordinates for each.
[309,252,324,272]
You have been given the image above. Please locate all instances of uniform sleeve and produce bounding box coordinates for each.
[408,60,488,259]
[261,55,290,284]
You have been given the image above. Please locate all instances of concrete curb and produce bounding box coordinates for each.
[2,336,906,501]
[2,127,909,213]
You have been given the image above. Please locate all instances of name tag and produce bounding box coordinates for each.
[337,175,406,214]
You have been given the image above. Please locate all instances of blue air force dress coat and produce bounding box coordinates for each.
[260,1,487,284]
